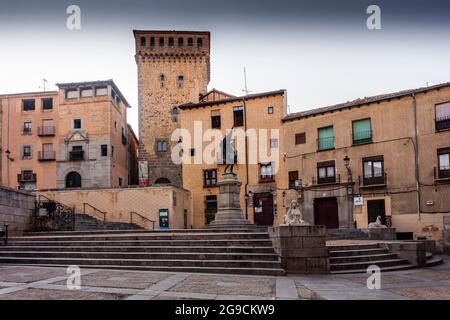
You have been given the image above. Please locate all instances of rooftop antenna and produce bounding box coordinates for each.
[39,78,49,92]
[242,67,252,95]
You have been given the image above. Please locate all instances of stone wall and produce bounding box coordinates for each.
[38,186,192,230]
[0,186,35,235]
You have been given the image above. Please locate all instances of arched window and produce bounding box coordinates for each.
[66,171,82,188]
[159,74,166,88]
[197,38,203,48]
[155,177,171,185]
[171,107,179,122]
[177,75,184,88]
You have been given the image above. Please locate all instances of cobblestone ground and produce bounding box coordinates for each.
[0,256,448,300]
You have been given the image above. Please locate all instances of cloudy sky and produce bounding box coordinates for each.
[1,0,450,135]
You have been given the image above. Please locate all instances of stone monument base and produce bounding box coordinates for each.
[269,225,329,274]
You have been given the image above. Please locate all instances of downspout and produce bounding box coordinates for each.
[412,92,421,221]
[243,97,249,220]
[6,97,11,187]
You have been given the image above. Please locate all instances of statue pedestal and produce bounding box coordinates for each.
[209,172,250,226]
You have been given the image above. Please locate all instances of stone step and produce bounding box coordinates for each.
[330,253,398,264]
[426,254,443,267]
[330,263,415,274]
[24,227,268,237]
[8,239,274,247]
[0,250,279,261]
[0,245,276,253]
[0,256,282,269]
[10,263,286,276]
[11,232,270,242]
[329,248,389,257]
[327,244,381,251]
[330,258,410,271]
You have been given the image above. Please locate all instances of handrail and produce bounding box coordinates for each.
[130,211,156,229]
[83,202,107,221]
[38,194,54,203]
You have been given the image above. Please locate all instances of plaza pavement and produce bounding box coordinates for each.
[0,256,448,300]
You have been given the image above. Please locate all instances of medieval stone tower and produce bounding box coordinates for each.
[134,30,210,186]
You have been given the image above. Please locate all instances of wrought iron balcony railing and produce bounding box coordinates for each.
[37,126,55,136]
[69,150,85,161]
[435,115,450,132]
[352,130,373,145]
[435,166,450,180]
[317,136,335,151]
[312,174,340,185]
[38,151,56,161]
[359,172,387,187]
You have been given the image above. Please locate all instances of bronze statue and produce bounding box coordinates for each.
[222,128,236,174]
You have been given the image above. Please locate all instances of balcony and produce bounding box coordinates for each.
[317,136,335,151]
[21,128,32,135]
[435,166,450,181]
[359,173,387,188]
[259,175,275,183]
[17,172,36,183]
[37,126,55,136]
[352,130,373,145]
[69,150,85,161]
[435,116,450,132]
[313,174,340,185]
[38,151,56,161]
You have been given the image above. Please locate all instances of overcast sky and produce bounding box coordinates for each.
[1,0,450,136]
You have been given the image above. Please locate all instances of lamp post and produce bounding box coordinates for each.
[344,155,355,228]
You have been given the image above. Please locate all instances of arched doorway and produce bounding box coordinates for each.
[66,171,82,188]
[154,177,171,185]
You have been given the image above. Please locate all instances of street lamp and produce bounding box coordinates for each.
[343,155,355,228]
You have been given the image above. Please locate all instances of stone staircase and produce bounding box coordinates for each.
[328,243,443,274]
[74,214,145,231]
[0,226,285,276]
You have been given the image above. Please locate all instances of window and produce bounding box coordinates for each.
[270,138,279,148]
[101,144,108,157]
[197,38,203,47]
[211,115,221,129]
[39,143,54,161]
[190,148,195,157]
[42,98,53,110]
[81,88,94,97]
[171,107,179,122]
[188,37,193,47]
[159,37,164,47]
[178,37,184,47]
[436,102,450,131]
[268,106,274,114]
[22,99,35,111]
[18,170,35,182]
[96,87,108,96]
[73,118,82,129]
[288,171,299,189]
[295,132,306,145]
[353,118,372,145]
[259,163,274,182]
[39,119,54,136]
[140,36,146,47]
[177,75,184,88]
[233,106,244,127]
[168,37,174,47]
[317,161,336,184]
[437,148,450,180]
[114,121,117,129]
[23,121,32,135]
[150,37,155,47]
[362,156,385,186]
[22,145,32,159]
[203,169,217,187]
[160,74,166,87]
[70,146,84,161]
[318,126,334,150]
[119,178,123,187]
[156,139,168,152]
[66,90,78,99]
[111,145,115,158]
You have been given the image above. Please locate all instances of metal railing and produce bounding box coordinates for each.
[130,211,156,229]
[17,172,37,183]
[69,151,85,161]
[312,174,340,185]
[436,115,450,131]
[317,136,335,151]
[83,203,107,221]
[435,166,450,180]
[37,126,55,136]
[359,172,387,187]
[352,130,372,145]
[38,151,56,161]
[35,194,75,230]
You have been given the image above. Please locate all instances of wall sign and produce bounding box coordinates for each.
[354,196,364,206]
[138,160,149,186]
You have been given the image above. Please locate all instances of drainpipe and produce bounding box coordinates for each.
[412,92,421,222]
[243,97,249,220]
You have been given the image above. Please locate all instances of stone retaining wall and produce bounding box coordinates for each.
[0,186,35,235]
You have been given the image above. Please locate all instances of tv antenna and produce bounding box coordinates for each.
[242,67,252,95]
[39,78,49,92]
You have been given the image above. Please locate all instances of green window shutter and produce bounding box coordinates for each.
[318,126,334,150]
[353,119,372,144]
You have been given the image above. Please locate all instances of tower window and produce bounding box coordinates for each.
[73,118,82,129]
[188,37,193,47]
[101,144,108,157]
[156,139,168,153]
[140,36,146,47]
[150,37,155,48]
[178,37,184,47]
[171,107,179,122]
[268,106,274,114]
[177,75,184,88]
[197,38,203,48]
[159,37,164,47]
[23,99,36,111]
[159,74,166,87]
[168,37,174,47]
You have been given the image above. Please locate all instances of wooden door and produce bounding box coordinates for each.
[367,200,386,225]
[314,197,339,228]
[253,193,274,226]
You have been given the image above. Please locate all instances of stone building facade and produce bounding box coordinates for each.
[134,30,210,187]
[0,80,138,190]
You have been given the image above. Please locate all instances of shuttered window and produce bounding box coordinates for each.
[318,126,334,150]
[352,118,372,144]
[436,102,450,131]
